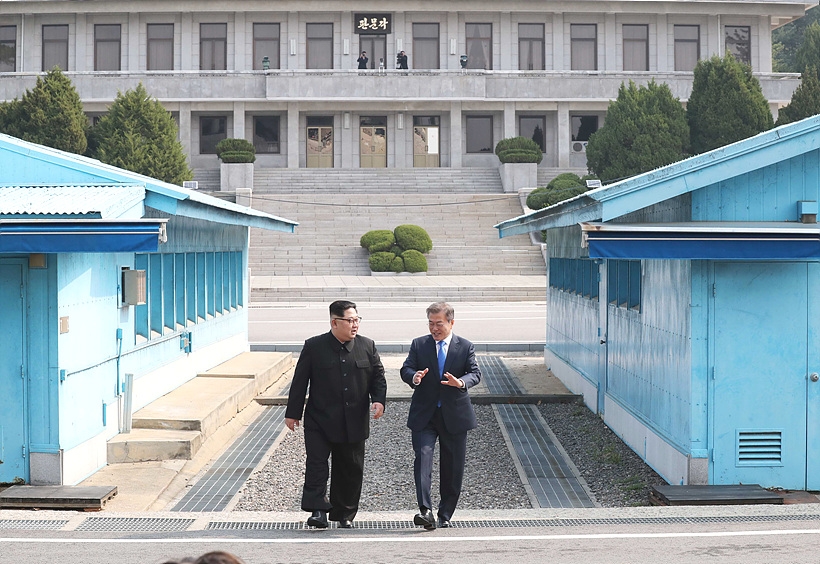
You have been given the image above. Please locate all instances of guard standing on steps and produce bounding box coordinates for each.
[285,300,387,529]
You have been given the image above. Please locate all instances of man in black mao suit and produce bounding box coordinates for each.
[285,300,387,529]
[400,301,481,529]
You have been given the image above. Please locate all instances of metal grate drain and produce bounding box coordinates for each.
[75,517,196,532]
[477,355,524,395]
[205,514,820,531]
[0,520,68,530]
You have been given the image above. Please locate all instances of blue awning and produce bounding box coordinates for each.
[0,220,166,253]
[581,222,820,260]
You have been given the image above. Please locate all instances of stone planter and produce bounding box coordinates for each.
[499,162,537,193]
[220,162,254,192]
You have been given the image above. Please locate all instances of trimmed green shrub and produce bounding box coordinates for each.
[390,255,405,273]
[369,252,397,272]
[394,224,433,253]
[390,245,403,256]
[215,138,256,163]
[402,250,428,273]
[546,173,584,190]
[360,230,396,252]
[494,136,543,164]
[526,186,587,210]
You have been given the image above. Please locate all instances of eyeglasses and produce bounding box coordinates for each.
[333,316,363,325]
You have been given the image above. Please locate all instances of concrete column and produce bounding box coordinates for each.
[181,13,193,70]
[447,12,459,70]
[128,14,140,71]
[708,15,720,58]
[75,16,87,71]
[393,12,405,66]
[287,12,299,69]
[499,12,511,70]
[450,102,462,168]
[758,16,771,73]
[233,101,246,139]
[655,14,667,72]
[341,112,353,168]
[394,113,407,168]
[179,104,192,159]
[557,102,570,168]
[552,13,563,71]
[503,102,516,140]
[604,14,616,71]
[287,104,299,168]
[234,12,246,70]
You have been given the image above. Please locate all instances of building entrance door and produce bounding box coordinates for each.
[359,35,386,69]
[306,116,333,168]
[360,116,386,168]
[0,260,28,483]
[711,262,818,489]
[413,116,440,167]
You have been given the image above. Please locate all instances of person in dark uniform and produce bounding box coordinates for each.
[357,51,369,69]
[285,300,387,529]
[397,50,408,69]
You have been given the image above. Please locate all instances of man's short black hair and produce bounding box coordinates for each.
[330,300,357,318]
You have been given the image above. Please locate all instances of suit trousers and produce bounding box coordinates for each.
[301,426,365,521]
[411,407,468,521]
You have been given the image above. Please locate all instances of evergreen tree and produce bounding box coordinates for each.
[795,22,820,74]
[0,68,87,154]
[92,83,193,185]
[585,80,689,183]
[687,54,773,155]
[773,6,820,72]
[775,67,820,126]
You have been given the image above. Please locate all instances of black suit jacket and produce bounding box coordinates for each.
[286,332,387,443]
[400,334,481,435]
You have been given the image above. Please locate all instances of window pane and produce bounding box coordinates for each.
[253,116,280,153]
[253,23,280,70]
[571,24,596,70]
[0,26,16,72]
[413,23,439,69]
[306,23,333,69]
[466,23,491,69]
[200,116,227,154]
[466,116,493,153]
[674,25,699,71]
[95,24,121,71]
[147,23,173,71]
[628,260,641,310]
[42,24,68,71]
[622,24,648,71]
[571,115,598,141]
[200,23,227,70]
[519,23,544,70]
[725,25,750,66]
[519,116,546,152]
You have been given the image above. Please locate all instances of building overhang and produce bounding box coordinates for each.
[0,219,167,253]
[581,222,820,260]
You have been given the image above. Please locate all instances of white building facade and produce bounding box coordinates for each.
[0,1,811,178]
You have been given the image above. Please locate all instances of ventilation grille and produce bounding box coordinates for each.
[737,430,782,466]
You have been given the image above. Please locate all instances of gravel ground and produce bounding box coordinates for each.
[235,399,667,512]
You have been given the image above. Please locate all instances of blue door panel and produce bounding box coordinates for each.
[0,262,28,483]
[712,262,807,488]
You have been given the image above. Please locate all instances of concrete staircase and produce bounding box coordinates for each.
[106,352,293,463]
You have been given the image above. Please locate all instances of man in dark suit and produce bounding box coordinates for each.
[285,300,387,529]
[400,301,481,530]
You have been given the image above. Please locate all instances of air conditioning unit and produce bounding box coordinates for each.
[571,141,588,153]
[183,181,198,189]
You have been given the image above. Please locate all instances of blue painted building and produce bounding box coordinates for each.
[497,116,820,489]
[0,134,296,486]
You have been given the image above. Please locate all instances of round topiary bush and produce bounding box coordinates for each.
[546,172,583,190]
[390,245,403,256]
[494,136,543,164]
[215,138,256,163]
[401,249,428,273]
[360,230,396,253]
[394,224,432,253]
[390,255,405,273]
[526,185,588,210]
[369,252,397,272]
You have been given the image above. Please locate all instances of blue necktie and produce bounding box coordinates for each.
[438,340,446,380]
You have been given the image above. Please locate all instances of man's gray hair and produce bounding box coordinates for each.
[426,301,454,321]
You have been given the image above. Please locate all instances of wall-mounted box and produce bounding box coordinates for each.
[122,268,146,306]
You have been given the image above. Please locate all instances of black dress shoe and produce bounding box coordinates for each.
[306,510,328,529]
[413,508,436,530]
[338,519,353,528]
[437,517,451,528]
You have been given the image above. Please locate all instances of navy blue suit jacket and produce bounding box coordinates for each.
[400,334,481,435]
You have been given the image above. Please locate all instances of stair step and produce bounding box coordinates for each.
[107,429,203,463]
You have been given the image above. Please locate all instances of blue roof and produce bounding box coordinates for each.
[0,185,145,218]
[495,115,820,237]
[0,134,297,232]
